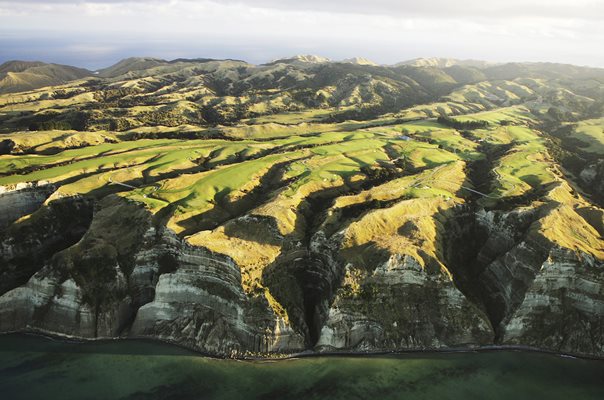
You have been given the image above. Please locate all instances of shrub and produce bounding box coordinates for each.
[437,116,489,130]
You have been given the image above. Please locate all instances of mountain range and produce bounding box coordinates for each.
[0,55,568,94]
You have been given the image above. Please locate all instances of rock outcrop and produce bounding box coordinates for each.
[0,57,602,358]
[504,247,604,355]
[2,177,601,358]
[129,226,305,355]
[0,196,305,356]
[0,191,93,296]
[0,183,55,228]
[317,254,492,350]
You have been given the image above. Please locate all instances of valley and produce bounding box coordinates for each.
[0,56,602,357]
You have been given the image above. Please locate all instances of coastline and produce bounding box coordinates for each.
[2,329,603,362]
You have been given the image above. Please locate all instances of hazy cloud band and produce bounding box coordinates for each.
[0,0,602,68]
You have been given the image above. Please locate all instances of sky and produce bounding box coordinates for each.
[0,0,603,70]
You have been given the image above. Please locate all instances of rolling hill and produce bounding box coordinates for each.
[0,61,92,94]
[0,56,602,358]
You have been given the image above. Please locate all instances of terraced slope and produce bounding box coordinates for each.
[0,58,602,357]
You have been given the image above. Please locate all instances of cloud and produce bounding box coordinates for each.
[0,0,602,68]
[4,0,603,19]
[222,0,604,20]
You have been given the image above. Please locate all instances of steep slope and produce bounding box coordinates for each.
[397,58,495,69]
[0,57,602,358]
[97,57,169,78]
[267,55,331,66]
[340,57,378,66]
[0,61,92,94]
[0,61,47,76]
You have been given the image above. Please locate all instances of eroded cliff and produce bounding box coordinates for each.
[0,59,603,357]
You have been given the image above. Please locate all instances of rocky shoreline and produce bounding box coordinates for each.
[1,186,603,358]
[1,59,603,361]
[3,330,604,362]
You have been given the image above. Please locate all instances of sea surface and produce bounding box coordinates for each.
[1,334,603,400]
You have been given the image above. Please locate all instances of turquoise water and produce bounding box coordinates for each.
[1,334,603,400]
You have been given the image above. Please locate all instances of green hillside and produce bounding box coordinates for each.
[0,57,602,358]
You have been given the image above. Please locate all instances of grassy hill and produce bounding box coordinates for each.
[0,61,92,94]
[0,57,603,357]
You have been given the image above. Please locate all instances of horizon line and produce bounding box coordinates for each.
[2,55,604,72]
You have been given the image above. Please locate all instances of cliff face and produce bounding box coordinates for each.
[312,198,494,351]
[0,188,93,296]
[0,179,602,357]
[504,247,604,355]
[580,161,604,206]
[0,183,56,228]
[0,194,304,356]
[0,59,603,358]
[317,254,493,350]
[129,227,305,355]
